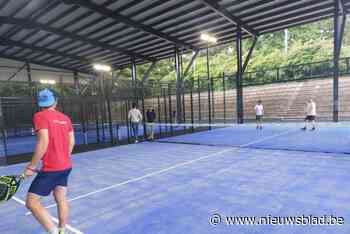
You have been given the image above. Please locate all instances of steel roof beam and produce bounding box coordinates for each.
[0,1,10,11]
[197,0,258,36]
[183,50,199,78]
[28,1,211,58]
[3,1,61,40]
[0,38,92,64]
[142,61,157,83]
[32,0,134,55]
[203,13,331,47]
[102,0,262,51]
[63,0,197,50]
[339,0,346,12]
[136,1,334,52]
[7,63,26,81]
[60,1,329,56]
[0,16,155,62]
[89,1,197,46]
[142,8,333,58]
[25,5,81,47]
[243,0,332,25]
[119,9,334,66]
[0,0,37,54]
[0,53,90,74]
[221,0,275,8]
[253,7,334,30]
[3,2,71,61]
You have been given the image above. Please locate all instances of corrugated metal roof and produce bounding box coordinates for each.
[0,0,348,74]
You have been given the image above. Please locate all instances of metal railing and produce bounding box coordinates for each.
[1,57,349,97]
[242,57,350,86]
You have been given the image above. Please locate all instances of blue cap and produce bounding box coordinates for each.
[37,89,56,107]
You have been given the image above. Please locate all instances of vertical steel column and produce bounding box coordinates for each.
[211,76,215,122]
[168,84,174,135]
[190,79,194,132]
[181,49,185,123]
[59,76,64,97]
[125,100,131,143]
[80,100,88,145]
[333,0,346,122]
[197,77,201,121]
[131,58,137,99]
[26,61,32,86]
[175,47,182,123]
[99,73,106,142]
[94,103,100,143]
[104,72,114,144]
[157,95,162,136]
[223,72,226,123]
[141,83,147,139]
[162,88,168,133]
[183,50,199,78]
[141,61,157,84]
[182,88,186,123]
[0,98,7,162]
[333,6,339,122]
[236,26,244,124]
[74,71,79,95]
[1,129,7,162]
[106,97,114,144]
[206,47,212,127]
[26,61,36,121]
[101,102,106,142]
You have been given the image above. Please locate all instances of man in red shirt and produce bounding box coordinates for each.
[23,89,75,234]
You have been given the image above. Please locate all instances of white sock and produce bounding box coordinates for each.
[49,227,59,234]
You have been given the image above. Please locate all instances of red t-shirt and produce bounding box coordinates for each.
[33,109,73,172]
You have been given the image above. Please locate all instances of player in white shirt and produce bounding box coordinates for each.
[128,103,143,143]
[302,99,316,131]
[254,100,264,130]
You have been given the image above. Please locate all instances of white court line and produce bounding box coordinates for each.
[26,129,295,215]
[27,147,234,214]
[156,123,238,127]
[239,129,297,147]
[12,196,84,234]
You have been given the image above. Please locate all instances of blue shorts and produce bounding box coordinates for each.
[28,169,72,197]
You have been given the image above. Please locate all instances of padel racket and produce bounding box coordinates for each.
[0,174,25,203]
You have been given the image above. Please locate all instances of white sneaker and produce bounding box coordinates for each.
[135,140,139,143]
[59,228,72,234]
[47,228,59,234]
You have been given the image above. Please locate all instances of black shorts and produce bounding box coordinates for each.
[305,115,316,121]
[256,115,263,121]
[28,168,72,196]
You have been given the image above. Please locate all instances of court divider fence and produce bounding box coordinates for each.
[1,56,350,164]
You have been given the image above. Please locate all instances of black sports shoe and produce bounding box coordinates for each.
[311,127,316,131]
[301,127,306,131]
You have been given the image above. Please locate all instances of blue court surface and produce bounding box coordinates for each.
[0,123,188,156]
[1,123,350,234]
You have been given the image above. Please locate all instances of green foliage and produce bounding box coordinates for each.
[135,18,350,83]
[0,82,31,96]
[108,18,350,87]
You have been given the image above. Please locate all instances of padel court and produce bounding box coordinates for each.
[1,0,350,234]
[1,123,350,234]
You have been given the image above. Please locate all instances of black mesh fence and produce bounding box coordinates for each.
[1,57,350,164]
